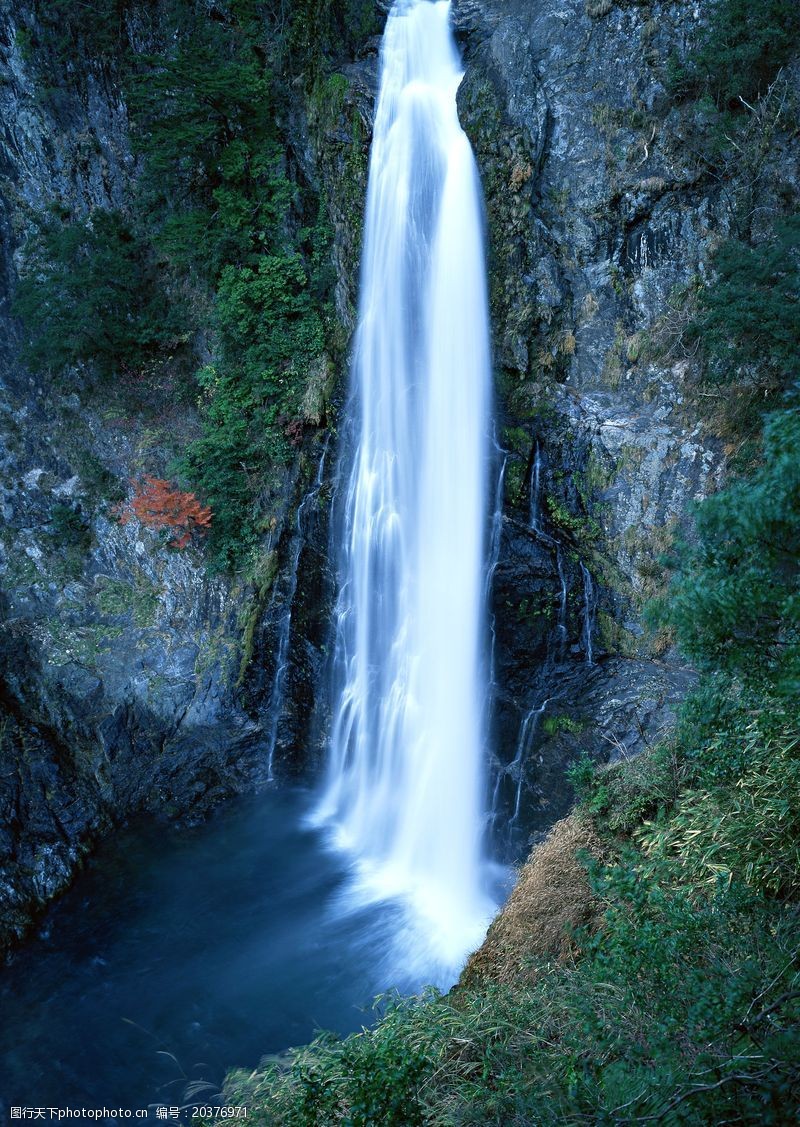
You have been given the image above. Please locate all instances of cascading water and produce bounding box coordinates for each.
[264,441,329,779]
[529,441,544,536]
[313,0,495,980]
[580,561,596,667]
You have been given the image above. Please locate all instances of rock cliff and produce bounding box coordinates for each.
[1,0,797,945]
[449,0,797,848]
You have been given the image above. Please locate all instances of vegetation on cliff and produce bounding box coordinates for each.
[13,0,373,568]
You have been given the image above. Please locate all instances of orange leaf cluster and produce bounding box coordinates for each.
[118,475,212,549]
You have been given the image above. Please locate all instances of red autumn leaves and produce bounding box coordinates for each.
[116,475,212,549]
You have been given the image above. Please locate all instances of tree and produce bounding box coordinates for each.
[13,209,178,376]
[669,0,800,110]
[697,216,800,397]
[654,406,800,696]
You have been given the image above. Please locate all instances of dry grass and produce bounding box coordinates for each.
[461,813,606,988]
[586,0,614,17]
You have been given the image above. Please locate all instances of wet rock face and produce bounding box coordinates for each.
[238,439,338,781]
[0,1,347,950]
[0,3,277,951]
[452,0,799,852]
[0,377,273,950]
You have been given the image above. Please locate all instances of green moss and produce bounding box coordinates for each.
[95,576,160,628]
[44,502,93,580]
[547,184,571,213]
[236,550,278,687]
[616,443,647,475]
[626,330,649,364]
[47,622,124,665]
[601,321,628,389]
[70,447,123,504]
[515,595,552,630]
[575,449,615,508]
[542,714,585,736]
[596,609,638,657]
[501,426,532,457]
[308,71,349,134]
[545,495,602,546]
[504,459,526,507]
[194,621,238,688]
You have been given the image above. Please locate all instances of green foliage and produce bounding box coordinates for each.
[641,716,800,898]
[28,0,134,67]
[127,7,288,276]
[224,874,799,1124]
[652,406,800,693]
[567,741,687,835]
[70,447,124,505]
[669,0,800,110]
[542,714,583,737]
[567,755,613,821]
[692,216,800,405]
[45,501,93,579]
[15,0,341,570]
[13,210,179,376]
[288,0,382,76]
[180,235,328,566]
[96,577,159,628]
[224,993,434,1126]
[49,502,91,550]
[125,3,333,566]
[545,494,601,545]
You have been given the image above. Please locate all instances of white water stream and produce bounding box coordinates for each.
[313,0,495,981]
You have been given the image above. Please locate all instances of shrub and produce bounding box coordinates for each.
[640,716,800,897]
[691,216,800,404]
[27,0,134,70]
[652,406,800,694]
[127,6,332,567]
[14,1,340,572]
[219,871,800,1125]
[13,210,179,377]
[180,244,328,567]
[116,475,212,549]
[669,0,800,110]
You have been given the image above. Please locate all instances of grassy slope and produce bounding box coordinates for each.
[217,713,799,1124]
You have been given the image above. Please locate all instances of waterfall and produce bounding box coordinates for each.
[313,0,494,978]
[556,546,569,649]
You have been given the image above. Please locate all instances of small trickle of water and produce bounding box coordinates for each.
[484,447,506,740]
[509,696,550,829]
[580,561,596,667]
[529,441,543,533]
[556,546,569,648]
[265,442,328,778]
[313,0,495,984]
